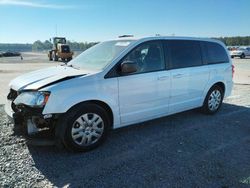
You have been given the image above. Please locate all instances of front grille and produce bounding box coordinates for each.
[7,89,18,101]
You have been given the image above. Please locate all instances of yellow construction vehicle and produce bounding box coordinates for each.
[48,37,73,62]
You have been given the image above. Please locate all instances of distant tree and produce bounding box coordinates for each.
[67,41,98,51]
[32,40,44,51]
[0,43,32,52]
[215,36,250,46]
[43,40,53,49]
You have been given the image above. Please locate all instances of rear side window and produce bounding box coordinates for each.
[202,41,229,64]
[167,40,202,69]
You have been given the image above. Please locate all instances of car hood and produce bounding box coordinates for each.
[9,65,93,91]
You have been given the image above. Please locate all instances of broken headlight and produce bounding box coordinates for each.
[14,91,50,108]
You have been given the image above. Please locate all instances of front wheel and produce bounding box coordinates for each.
[56,103,110,152]
[48,51,52,61]
[52,51,58,61]
[202,85,224,114]
[67,57,72,62]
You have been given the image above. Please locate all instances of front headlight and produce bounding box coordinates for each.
[14,91,50,108]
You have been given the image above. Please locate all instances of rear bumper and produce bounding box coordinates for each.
[225,81,234,98]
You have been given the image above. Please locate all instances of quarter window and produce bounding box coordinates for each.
[122,41,165,74]
[202,41,229,64]
[167,40,202,69]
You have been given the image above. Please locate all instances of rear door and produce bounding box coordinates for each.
[201,41,232,97]
[166,40,208,113]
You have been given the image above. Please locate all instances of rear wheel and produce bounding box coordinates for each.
[240,53,245,59]
[202,85,224,114]
[56,103,110,152]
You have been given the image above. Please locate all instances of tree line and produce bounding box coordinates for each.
[31,40,98,51]
[0,40,98,52]
[214,36,250,46]
[1,36,250,52]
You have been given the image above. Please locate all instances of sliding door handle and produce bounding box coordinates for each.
[158,76,169,80]
[173,73,185,78]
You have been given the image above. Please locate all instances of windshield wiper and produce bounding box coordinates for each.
[61,63,80,70]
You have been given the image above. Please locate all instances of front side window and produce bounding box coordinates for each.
[167,40,202,69]
[122,41,165,74]
[202,41,229,64]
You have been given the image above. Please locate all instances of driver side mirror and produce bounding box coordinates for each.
[121,60,138,74]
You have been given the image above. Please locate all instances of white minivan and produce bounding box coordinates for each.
[5,36,233,151]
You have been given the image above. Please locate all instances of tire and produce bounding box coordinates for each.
[55,103,110,152]
[67,57,72,62]
[52,51,58,61]
[231,55,234,58]
[48,51,52,61]
[202,85,224,114]
[240,53,245,59]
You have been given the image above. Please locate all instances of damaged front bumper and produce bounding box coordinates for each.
[4,99,14,121]
[5,98,58,137]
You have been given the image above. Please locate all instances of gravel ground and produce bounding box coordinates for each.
[0,84,250,187]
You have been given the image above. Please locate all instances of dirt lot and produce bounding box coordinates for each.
[0,53,250,187]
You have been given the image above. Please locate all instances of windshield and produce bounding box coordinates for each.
[54,38,66,44]
[68,40,133,71]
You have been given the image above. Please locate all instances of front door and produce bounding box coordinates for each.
[118,41,170,125]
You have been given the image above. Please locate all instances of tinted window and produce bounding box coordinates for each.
[202,41,229,64]
[123,41,165,74]
[167,40,202,69]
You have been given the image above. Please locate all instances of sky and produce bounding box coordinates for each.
[0,0,250,43]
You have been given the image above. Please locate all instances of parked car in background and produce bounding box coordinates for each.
[227,46,239,51]
[230,47,250,58]
[5,36,233,152]
[0,51,21,57]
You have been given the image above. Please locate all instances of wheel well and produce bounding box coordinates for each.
[213,82,225,94]
[89,100,114,127]
[69,100,114,128]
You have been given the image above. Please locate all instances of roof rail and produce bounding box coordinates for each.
[118,35,134,38]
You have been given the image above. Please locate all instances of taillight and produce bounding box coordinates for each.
[232,64,235,78]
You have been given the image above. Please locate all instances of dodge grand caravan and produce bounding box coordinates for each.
[5,36,233,151]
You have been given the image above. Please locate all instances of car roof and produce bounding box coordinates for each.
[110,36,225,46]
